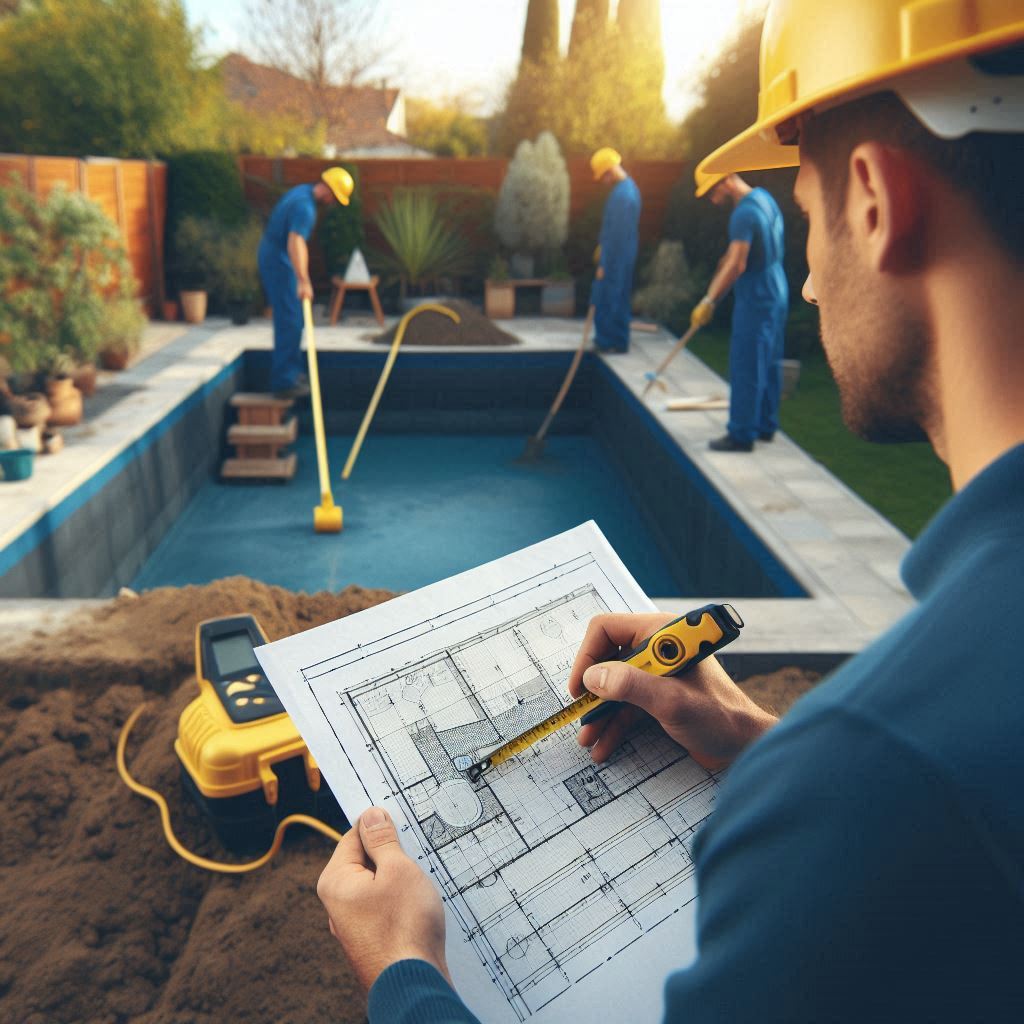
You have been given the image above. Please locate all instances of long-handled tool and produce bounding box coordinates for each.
[341,303,460,481]
[455,603,744,782]
[303,298,342,533]
[521,304,595,461]
[641,321,701,398]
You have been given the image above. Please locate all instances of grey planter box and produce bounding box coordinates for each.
[541,281,575,317]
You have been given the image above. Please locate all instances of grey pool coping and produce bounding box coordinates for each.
[0,311,915,668]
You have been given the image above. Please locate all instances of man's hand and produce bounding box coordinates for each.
[567,613,777,771]
[595,265,605,281]
[690,296,715,328]
[297,276,314,302]
[318,807,450,992]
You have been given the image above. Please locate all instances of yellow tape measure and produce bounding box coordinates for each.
[457,603,743,783]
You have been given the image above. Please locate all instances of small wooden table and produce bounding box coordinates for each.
[328,274,385,326]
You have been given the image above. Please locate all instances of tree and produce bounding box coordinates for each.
[520,0,559,68]
[0,0,212,157]
[405,98,488,157]
[245,0,385,124]
[617,0,664,104]
[568,0,608,58]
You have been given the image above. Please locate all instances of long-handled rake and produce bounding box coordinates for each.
[641,322,702,398]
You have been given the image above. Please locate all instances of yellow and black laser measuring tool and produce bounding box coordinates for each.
[458,603,744,783]
[174,614,346,853]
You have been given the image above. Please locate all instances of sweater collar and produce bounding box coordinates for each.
[902,443,1024,599]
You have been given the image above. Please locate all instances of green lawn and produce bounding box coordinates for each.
[686,329,952,538]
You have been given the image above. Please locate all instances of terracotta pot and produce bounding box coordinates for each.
[9,391,52,429]
[162,299,179,322]
[541,281,575,317]
[100,347,131,371]
[73,362,97,398]
[180,290,207,324]
[485,280,515,320]
[45,376,83,427]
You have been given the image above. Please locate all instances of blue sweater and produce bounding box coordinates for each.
[370,443,1024,1022]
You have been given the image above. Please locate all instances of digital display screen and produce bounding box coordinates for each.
[211,632,259,678]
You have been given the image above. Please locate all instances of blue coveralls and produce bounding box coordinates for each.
[258,184,318,392]
[592,176,642,352]
[726,188,788,444]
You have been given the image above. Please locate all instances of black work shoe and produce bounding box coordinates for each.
[758,431,776,442]
[273,380,311,401]
[708,433,753,452]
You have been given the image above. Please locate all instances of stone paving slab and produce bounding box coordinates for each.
[0,313,918,667]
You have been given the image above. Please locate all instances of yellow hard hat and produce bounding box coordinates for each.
[321,166,354,206]
[590,147,622,181]
[695,173,727,200]
[695,0,1024,193]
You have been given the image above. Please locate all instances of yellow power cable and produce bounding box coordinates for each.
[116,704,344,874]
[340,303,460,481]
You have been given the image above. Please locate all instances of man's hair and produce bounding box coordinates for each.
[801,56,1024,264]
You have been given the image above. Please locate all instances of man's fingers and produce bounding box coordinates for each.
[568,614,671,697]
[582,662,681,723]
[326,819,371,871]
[358,807,406,869]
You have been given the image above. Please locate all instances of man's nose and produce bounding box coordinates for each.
[802,274,818,306]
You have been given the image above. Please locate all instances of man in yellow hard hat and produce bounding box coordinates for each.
[691,172,788,451]
[313,5,1024,1021]
[258,167,354,398]
[589,147,642,352]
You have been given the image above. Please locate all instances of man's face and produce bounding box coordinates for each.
[709,180,729,207]
[795,158,930,443]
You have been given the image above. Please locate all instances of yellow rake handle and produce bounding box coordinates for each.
[341,303,460,481]
[303,298,332,502]
[642,322,701,397]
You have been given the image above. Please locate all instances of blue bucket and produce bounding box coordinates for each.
[0,448,34,482]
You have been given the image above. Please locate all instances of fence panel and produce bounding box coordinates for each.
[0,153,165,310]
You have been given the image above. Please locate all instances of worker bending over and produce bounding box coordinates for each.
[316,3,1024,1020]
[692,174,787,452]
[590,147,642,353]
[258,167,354,399]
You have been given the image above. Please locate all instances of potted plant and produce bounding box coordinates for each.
[495,132,570,283]
[485,256,515,319]
[206,221,263,326]
[174,217,216,323]
[541,251,575,317]
[99,299,146,370]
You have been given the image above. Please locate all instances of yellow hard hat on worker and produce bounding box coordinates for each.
[590,147,622,181]
[322,166,354,206]
[694,0,1024,195]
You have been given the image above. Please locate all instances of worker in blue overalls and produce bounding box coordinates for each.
[691,173,788,451]
[258,167,354,398]
[590,148,642,353]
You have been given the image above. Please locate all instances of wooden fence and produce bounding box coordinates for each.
[0,154,167,311]
[239,155,688,286]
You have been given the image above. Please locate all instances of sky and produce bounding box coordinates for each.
[183,0,765,121]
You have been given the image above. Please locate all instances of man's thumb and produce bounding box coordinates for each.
[582,662,673,719]
[358,807,403,866]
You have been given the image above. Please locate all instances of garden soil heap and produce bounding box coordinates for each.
[0,578,819,1022]
[373,300,519,347]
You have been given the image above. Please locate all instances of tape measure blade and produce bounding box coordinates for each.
[487,691,600,770]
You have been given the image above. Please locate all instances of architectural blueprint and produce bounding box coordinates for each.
[257,523,721,1023]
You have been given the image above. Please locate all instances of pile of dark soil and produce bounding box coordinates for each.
[373,300,519,347]
[0,577,819,1023]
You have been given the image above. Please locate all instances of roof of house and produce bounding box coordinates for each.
[220,53,412,154]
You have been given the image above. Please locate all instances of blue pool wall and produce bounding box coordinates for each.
[1,350,804,599]
[0,361,242,598]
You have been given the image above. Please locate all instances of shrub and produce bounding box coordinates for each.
[632,241,698,324]
[173,216,221,292]
[101,299,147,360]
[494,131,569,259]
[0,182,135,376]
[374,189,471,298]
[204,220,264,307]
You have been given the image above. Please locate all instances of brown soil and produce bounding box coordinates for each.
[0,577,820,1023]
[372,299,519,346]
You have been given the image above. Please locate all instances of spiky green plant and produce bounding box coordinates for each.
[374,189,470,298]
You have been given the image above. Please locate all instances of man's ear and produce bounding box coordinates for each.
[846,142,924,274]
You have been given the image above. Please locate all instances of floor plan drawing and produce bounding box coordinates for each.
[257,523,716,1024]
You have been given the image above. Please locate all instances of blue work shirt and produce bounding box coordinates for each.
[592,176,642,349]
[729,187,786,311]
[260,183,317,254]
[366,443,1024,1022]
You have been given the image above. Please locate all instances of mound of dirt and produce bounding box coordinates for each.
[373,299,519,346]
[0,575,821,1023]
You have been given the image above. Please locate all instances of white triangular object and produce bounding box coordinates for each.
[344,248,371,284]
